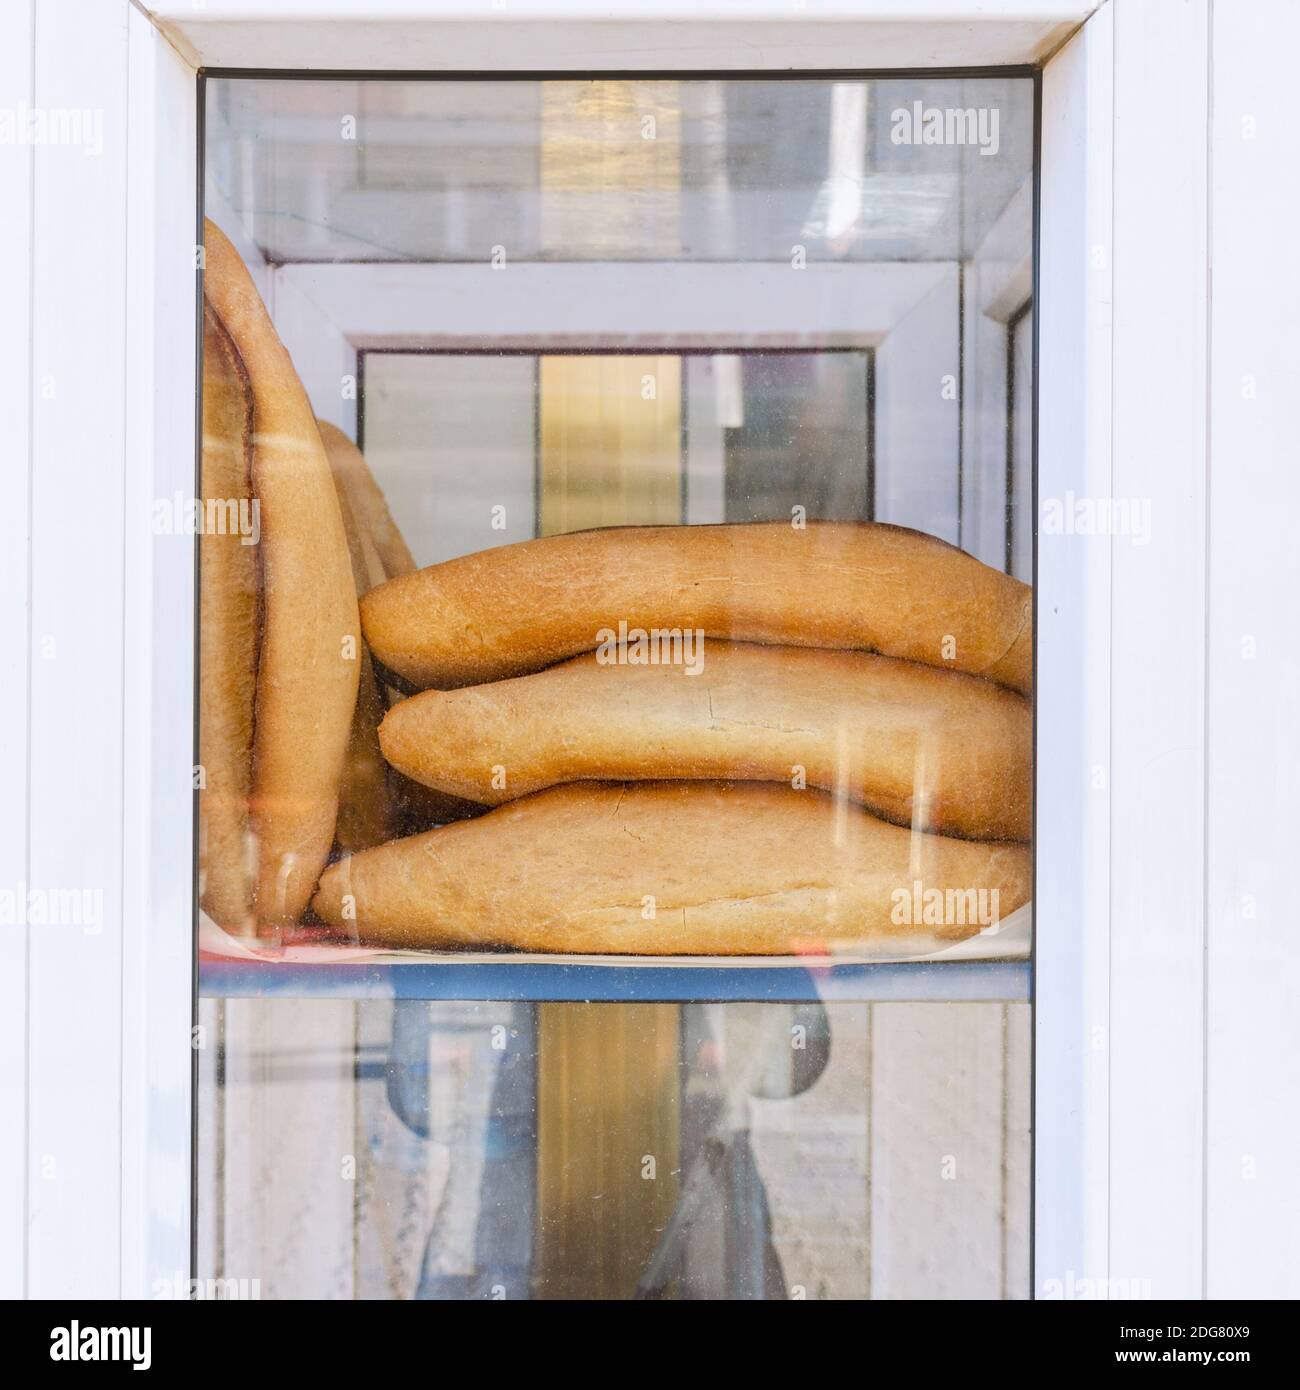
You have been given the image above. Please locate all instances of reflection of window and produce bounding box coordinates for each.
[360,348,876,563]
[1006,301,1033,579]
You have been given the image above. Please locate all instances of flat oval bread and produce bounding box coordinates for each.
[198,305,258,935]
[360,521,1033,695]
[312,781,1032,956]
[379,641,1031,841]
[203,219,360,931]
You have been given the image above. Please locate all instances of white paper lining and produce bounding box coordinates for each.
[199,901,1031,969]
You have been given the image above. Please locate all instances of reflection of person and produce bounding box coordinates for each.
[381,997,829,1299]
[383,1001,536,1300]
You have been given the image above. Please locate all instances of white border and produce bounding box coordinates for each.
[26,0,1298,1304]
[147,1,1100,71]
[121,5,199,1300]
[1036,3,1112,1298]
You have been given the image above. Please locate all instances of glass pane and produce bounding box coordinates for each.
[197,72,1036,1300]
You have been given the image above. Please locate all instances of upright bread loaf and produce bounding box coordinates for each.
[203,219,360,931]
[316,419,416,580]
[380,641,1031,840]
[317,418,481,835]
[328,465,394,854]
[198,305,258,935]
[360,522,1033,695]
[311,781,1032,956]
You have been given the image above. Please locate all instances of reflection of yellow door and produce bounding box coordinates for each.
[535,355,683,1300]
[538,356,682,535]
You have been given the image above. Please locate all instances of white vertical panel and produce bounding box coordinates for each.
[873,267,961,541]
[1036,7,1113,1295]
[0,0,35,1302]
[26,0,131,1298]
[1108,0,1208,1298]
[121,7,196,1298]
[1206,0,1300,1299]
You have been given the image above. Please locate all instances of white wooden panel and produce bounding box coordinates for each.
[1036,6,1113,1296]
[1205,0,1300,1299]
[873,267,960,542]
[147,1,1097,72]
[0,0,35,1301]
[1107,0,1208,1299]
[120,6,197,1298]
[26,0,131,1298]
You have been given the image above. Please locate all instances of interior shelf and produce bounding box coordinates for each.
[199,958,1030,1004]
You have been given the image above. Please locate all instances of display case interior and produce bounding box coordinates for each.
[196,72,1036,1299]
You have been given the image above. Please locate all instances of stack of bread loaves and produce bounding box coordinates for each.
[199,219,1033,958]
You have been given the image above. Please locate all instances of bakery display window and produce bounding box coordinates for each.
[196,73,1036,1299]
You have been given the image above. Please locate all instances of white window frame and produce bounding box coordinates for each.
[7,0,1294,1302]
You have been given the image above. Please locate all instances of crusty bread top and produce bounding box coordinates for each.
[311,780,1033,956]
[378,640,1032,840]
[361,521,1033,695]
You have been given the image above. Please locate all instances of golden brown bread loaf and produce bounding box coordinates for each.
[203,219,360,931]
[311,781,1032,955]
[379,641,1031,840]
[317,418,481,837]
[328,469,395,854]
[316,418,416,580]
[198,305,258,935]
[360,521,1033,695]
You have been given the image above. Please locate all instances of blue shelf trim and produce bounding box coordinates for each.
[199,959,1030,1004]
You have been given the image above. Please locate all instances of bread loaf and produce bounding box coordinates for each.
[329,470,395,853]
[311,781,1032,955]
[317,419,481,837]
[316,419,416,580]
[198,305,258,935]
[380,641,1030,840]
[203,219,360,931]
[360,522,1033,695]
